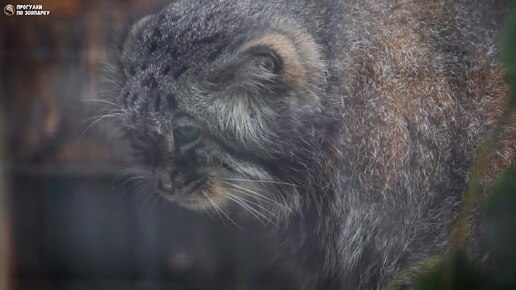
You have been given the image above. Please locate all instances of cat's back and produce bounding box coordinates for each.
[321,2,515,288]
[329,0,514,188]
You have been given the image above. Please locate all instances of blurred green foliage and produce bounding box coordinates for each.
[415,253,488,290]
[501,4,516,108]
[412,166,516,290]
[483,168,516,289]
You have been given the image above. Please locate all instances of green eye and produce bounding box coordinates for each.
[174,126,201,144]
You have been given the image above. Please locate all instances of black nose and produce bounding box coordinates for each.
[155,168,175,194]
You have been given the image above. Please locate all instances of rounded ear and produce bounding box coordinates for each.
[121,15,154,54]
[209,32,324,107]
[207,44,285,90]
[242,45,284,75]
[238,33,310,90]
[211,33,323,96]
[131,15,154,36]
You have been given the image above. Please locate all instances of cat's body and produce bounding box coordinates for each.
[107,0,514,289]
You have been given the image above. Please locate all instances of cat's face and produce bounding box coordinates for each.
[114,1,328,220]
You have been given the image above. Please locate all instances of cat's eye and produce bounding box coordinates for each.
[174,126,201,145]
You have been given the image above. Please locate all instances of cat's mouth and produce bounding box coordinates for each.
[155,173,228,210]
[152,163,273,214]
[174,180,228,210]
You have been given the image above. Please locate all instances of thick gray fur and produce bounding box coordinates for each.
[103,0,513,289]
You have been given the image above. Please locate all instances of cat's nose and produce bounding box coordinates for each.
[155,168,175,194]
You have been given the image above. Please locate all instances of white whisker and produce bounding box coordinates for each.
[78,114,119,141]
[82,112,124,124]
[201,191,242,230]
[223,190,279,227]
[81,98,121,107]
[217,180,288,211]
[222,191,272,226]
[217,177,297,187]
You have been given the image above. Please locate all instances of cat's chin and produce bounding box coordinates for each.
[164,180,229,211]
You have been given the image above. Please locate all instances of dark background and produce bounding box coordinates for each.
[0,1,296,289]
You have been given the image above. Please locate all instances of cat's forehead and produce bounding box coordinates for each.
[123,1,251,73]
[118,62,214,131]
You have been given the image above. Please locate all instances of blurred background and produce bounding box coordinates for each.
[0,1,297,289]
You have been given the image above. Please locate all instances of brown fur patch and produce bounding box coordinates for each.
[467,50,515,181]
[343,0,513,187]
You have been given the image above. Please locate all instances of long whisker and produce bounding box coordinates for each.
[225,189,277,216]
[121,176,149,187]
[223,194,266,225]
[82,112,124,124]
[198,197,216,221]
[220,184,280,209]
[222,191,273,226]
[206,195,226,225]
[78,114,120,141]
[201,191,242,230]
[223,190,279,227]
[81,98,122,107]
[120,168,151,175]
[217,177,297,187]
[217,180,287,209]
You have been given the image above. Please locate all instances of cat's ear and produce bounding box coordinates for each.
[239,45,284,76]
[115,15,154,76]
[212,33,324,102]
[131,15,154,35]
[115,15,153,54]
[237,34,309,90]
